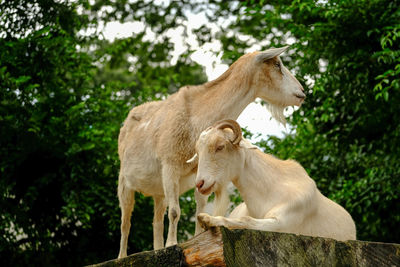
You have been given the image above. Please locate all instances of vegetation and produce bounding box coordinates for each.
[0,0,398,265]
[236,0,400,243]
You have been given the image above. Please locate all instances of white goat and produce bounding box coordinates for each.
[117,46,306,258]
[193,119,356,241]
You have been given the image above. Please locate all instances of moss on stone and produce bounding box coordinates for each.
[87,245,183,267]
[221,227,400,267]
[89,228,400,267]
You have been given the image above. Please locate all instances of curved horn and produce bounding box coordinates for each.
[186,153,198,163]
[212,119,242,145]
[255,46,289,63]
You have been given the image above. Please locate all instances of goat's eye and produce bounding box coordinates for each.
[275,62,281,69]
[216,145,225,152]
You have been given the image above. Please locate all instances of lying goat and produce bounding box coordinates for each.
[118,46,306,258]
[192,120,356,241]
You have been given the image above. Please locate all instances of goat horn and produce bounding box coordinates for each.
[213,119,242,145]
[186,153,198,163]
[256,46,289,62]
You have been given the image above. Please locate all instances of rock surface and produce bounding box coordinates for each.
[88,246,183,267]
[88,227,400,267]
[221,228,400,267]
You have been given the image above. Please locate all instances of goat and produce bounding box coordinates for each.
[117,46,306,258]
[193,119,356,241]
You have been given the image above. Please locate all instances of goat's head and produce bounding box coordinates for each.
[239,46,305,124]
[189,119,247,195]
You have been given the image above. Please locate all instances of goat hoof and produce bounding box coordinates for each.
[165,241,177,247]
[198,213,213,230]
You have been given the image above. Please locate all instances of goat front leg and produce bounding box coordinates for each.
[194,189,208,236]
[198,213,281,232]
[198,204,302,232]
[153,195,167,250]
[194,186,229,235]
[162,164,181,247]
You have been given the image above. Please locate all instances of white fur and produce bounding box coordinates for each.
[195,125,356,241]
[137,120,151,130]
[117,48,305,258]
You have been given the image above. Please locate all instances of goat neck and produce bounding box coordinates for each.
[189,63,256,131]
[234,148,282,217]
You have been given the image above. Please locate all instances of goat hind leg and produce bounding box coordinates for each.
[153,196,167,250]
[118,180,135,259]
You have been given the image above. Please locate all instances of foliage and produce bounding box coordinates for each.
[238,0,400,243]
[0,0,205,266]
[1,0,399,265]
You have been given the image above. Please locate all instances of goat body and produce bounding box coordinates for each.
[195,120,356,241]
[117,47,306,258]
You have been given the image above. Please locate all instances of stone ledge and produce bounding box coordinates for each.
[88,227,400,267]
[88,245,183,267]
[221,228,400,267]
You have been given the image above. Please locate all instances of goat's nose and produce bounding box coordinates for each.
[297,91,306,99]
[196,180,204,190]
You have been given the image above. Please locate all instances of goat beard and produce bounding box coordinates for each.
[267,103,286,126]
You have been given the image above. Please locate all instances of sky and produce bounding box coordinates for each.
[96,11,297,141]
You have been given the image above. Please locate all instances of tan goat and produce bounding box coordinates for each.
[192,120,356,241]
[117,46,306,258]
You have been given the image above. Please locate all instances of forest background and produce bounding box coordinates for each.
[1,0,399,266]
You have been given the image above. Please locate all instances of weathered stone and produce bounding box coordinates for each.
[221,228,400,267]
[87,245,183,267]
[89,227,400,267]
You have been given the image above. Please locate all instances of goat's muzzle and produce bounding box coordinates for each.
[295,92,306,99]
[196,180,204,190]
[196,181,216,195]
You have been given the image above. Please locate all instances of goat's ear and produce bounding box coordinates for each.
[238,138,259,149]
[256,46,289,63]
[186,153,198,163]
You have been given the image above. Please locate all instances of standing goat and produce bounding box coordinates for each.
[193,119,356,241]
[117,46,306,258]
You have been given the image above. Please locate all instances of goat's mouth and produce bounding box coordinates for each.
[294,93,306,100]
[199,182,216,195]
[294,93,306,105]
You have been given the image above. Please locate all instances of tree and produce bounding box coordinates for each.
[233,0,400,243]
[0,0,206,265]
[1,0,399,265]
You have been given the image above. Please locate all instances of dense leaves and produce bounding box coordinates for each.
[0,0,205,265]
[238,0,400,242]
[0,0,399,266]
